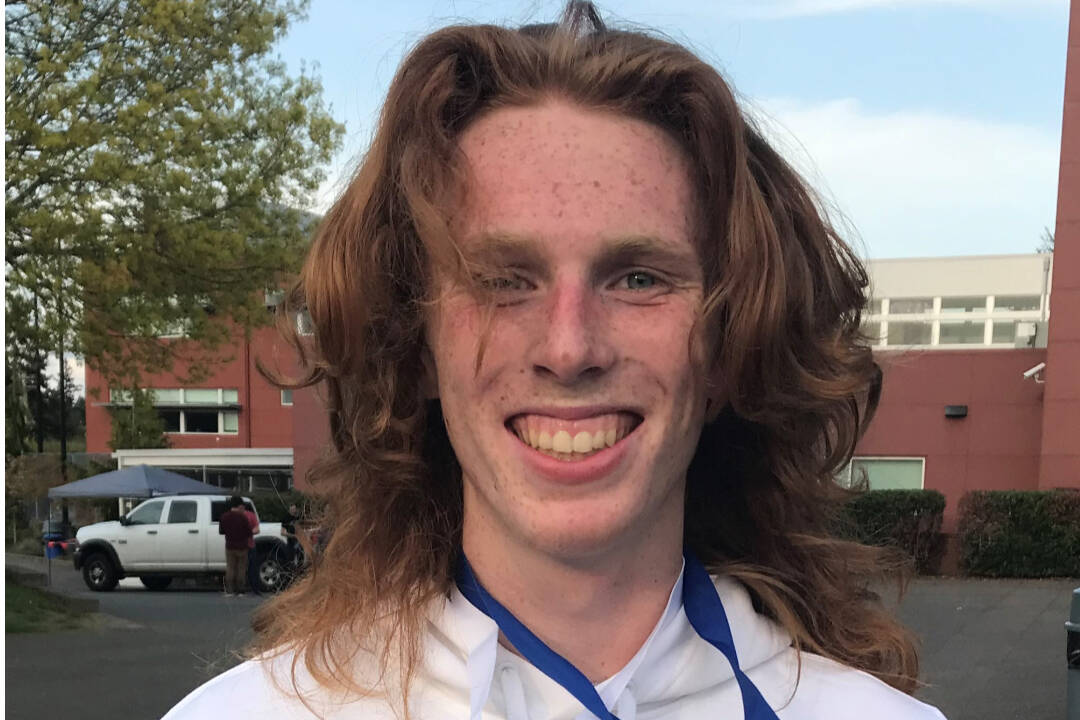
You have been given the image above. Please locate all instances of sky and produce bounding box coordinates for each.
[275,0,1071,261]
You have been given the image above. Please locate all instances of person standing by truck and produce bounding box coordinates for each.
[218,496,252,597]
[243,502,261,595]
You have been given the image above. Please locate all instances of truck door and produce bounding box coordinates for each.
[158,498,203,570]
[207,499,228,571]
[117,499,164,570]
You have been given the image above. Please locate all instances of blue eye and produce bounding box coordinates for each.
[623,271,657,290]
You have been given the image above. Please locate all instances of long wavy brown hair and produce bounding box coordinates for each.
[253,0,919,707]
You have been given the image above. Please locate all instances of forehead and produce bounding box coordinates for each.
[452,100,696,254]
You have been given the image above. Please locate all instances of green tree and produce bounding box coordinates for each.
[5,363,35,456]
[5,0,343,394]
[108,388,168,450]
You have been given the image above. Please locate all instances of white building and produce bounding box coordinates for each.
[863,253,1053,349]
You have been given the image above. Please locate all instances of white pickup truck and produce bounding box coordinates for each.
[73,494,289,592]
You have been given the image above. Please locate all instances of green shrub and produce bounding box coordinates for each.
[838,489,946,573]
[958,490,1080,577]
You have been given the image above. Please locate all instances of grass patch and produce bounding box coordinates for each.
[6,581,95,633]
[6,536,43,555]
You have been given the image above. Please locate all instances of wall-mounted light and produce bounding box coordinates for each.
[944,405,968,419]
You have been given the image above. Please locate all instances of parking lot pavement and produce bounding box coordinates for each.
[898,576,1078,720]
[5,554,1078,720]
[6,554,261,720]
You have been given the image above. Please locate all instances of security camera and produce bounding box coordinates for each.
[1022,362,1046,381]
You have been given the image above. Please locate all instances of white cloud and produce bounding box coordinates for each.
[724,0,1065,19]
[746,97,1060,258]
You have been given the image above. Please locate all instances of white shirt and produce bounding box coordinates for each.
[164,567,946,720]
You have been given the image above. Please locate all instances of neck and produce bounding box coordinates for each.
[461,499,684,682]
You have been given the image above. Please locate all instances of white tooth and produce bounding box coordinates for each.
[528,426,538,448]
[605,429,616,447]
[592,431,606,450]
[538,431,553,450]
[572,431,593,453]
[552,430,573,453]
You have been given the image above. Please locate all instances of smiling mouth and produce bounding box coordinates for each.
[506,412,643,461]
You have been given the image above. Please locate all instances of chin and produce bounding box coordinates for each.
[513,498,649,560]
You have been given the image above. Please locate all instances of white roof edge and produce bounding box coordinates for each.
[112,448,293,458]
[867,252,1050,264]
[111,447,294,468]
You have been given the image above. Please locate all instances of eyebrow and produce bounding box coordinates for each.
[463,232,701,277]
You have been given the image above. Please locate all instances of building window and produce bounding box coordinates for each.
[161,409,238,434]
[184,388,219,404]
[866,299,882,315]
[888,297,934,314]
[184,410,220,433]
[296,309,314,336]
[992,321,1017,344]
[993,295,1041,313]
[265,288,286,308]
[110,387,241,434]
[861,321,884,345]
[940,296,987,314]
[157,410,181,432]
[838,457,924,490]
[939,320,984,345]
[111,387,240,407]
[886,321,931,346]
[281,389,293,406]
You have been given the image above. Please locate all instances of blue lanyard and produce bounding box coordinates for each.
[456,550,781,720]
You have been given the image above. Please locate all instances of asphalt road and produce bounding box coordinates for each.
[6,555,260,720]
[5,553,1077,720]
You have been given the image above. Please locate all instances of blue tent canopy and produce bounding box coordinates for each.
[48,464,230,499]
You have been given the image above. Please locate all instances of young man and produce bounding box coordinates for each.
[168,4,945,719]
[217,496,252,597]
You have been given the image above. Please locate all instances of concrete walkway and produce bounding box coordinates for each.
[6,553,1077,720]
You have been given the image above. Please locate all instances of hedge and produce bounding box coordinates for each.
[958,490,1080,577]
[838,489,946,573]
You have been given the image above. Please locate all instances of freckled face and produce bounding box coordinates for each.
[426,100,710,561]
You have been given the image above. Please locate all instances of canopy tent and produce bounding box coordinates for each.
[48,464,230,499]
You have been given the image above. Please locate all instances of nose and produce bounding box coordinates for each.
[531,278,615,384]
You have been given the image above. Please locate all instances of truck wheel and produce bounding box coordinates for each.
[140,576,172,591]
[82,553,119,592]
[255,548,285,593]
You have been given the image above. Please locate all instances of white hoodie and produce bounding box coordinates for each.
[164,568,945,720]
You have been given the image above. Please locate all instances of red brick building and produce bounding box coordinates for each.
[84,324,302,492]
